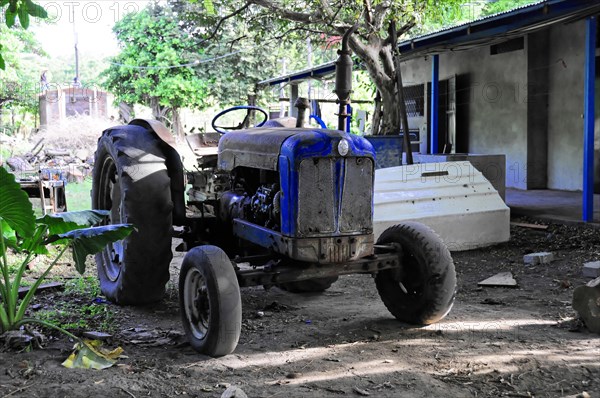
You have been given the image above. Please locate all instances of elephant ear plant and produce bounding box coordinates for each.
[0,166,133,340]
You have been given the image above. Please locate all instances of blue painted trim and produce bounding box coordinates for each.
[583,16,596,222]
[278,130,375,236]
[430,54,439,154]
[310,114,327,129]
[346,104,352,133]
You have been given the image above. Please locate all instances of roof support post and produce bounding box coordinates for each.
[289,83,299,119]
[430,54,439,154]
[583,16,596,222]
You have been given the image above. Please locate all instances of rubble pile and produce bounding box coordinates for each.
[5,138,93,183]
[1,116,119,182]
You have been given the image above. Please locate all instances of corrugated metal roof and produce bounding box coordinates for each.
[409,0,547,40]
[398,0,600,56]
[258,62,336,87]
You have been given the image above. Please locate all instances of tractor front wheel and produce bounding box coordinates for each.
[375,222,456,325]
[179,246,242,357]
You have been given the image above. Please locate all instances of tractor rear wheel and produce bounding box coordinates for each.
[375,222,456,325]
[92,125,174,305]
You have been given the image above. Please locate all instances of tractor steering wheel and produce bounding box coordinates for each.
[211,105,268,135]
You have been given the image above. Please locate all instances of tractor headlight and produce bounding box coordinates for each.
[338,139,349,156]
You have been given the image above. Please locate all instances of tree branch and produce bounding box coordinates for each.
[250,0,321,24]
[348,34,391,87]
[380,45,394,79]
[372,3,389,32]
[363,0,373,26]
[272,26,327,42]
[198,2,252,45]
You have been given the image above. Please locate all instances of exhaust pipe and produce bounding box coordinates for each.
[335,25,358,131]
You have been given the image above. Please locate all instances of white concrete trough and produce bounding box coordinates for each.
[374,161,510,251]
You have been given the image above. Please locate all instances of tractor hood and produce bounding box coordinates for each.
[217,127,374,171]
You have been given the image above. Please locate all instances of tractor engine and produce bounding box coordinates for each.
[214,127,376,264]
[218,170,281,232]
[249,184,281,230]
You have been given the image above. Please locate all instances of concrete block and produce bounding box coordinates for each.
[523,252,554,265]
[583,261,600,278]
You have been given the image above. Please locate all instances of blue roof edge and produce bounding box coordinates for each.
[399,0,600,55]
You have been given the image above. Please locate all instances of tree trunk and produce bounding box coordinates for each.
[150,97,170,124]
[171,107,184,142]
[377,82,400,135]
[349,42,401,136]
[151,97,161,120]
[118,102,134,123]
[370,91,382,135]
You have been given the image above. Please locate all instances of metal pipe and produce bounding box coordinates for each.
[335,25,358,131]
[583,16,596,222]
[430,54,440,154]
[295,97,310,128]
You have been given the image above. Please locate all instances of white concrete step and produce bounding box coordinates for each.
[374,161,510,251]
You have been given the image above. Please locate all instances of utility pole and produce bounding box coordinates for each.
[72,6,79,86]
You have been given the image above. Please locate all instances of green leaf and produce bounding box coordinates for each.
[5,9,16,28]
[38,210,109,235]
[0,0,10,8]
[0,167,35,238]
[0,220,18,254]
[203,0,214,15]
[25,0,47,18]
[58,224,134,274]
[0,52,4,70]
[18,3,30,29]
[21,224,49,254]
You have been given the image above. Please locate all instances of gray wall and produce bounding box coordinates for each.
[526,30,550,189]
[401,18,592,192]
[402,43,529,189]
[547,20,585,191]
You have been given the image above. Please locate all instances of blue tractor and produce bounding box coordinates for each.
[91,33,456,357]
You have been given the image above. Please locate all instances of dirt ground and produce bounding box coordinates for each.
[0,219,599,398]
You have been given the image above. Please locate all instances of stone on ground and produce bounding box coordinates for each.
[572,276,600,334]
[523,252,554,265]
[582,261,600,278]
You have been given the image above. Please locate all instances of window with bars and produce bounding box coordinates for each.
[403,84,425,117]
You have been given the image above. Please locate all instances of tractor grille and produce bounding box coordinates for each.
[297,157,373,236]
[340,157,373,233]
[297,158,336,235]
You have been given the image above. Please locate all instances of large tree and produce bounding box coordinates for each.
[102,3,210,138]
[176,0,465,135]
[172,0,339,107]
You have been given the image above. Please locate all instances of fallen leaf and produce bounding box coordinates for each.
[62,340,124,370]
